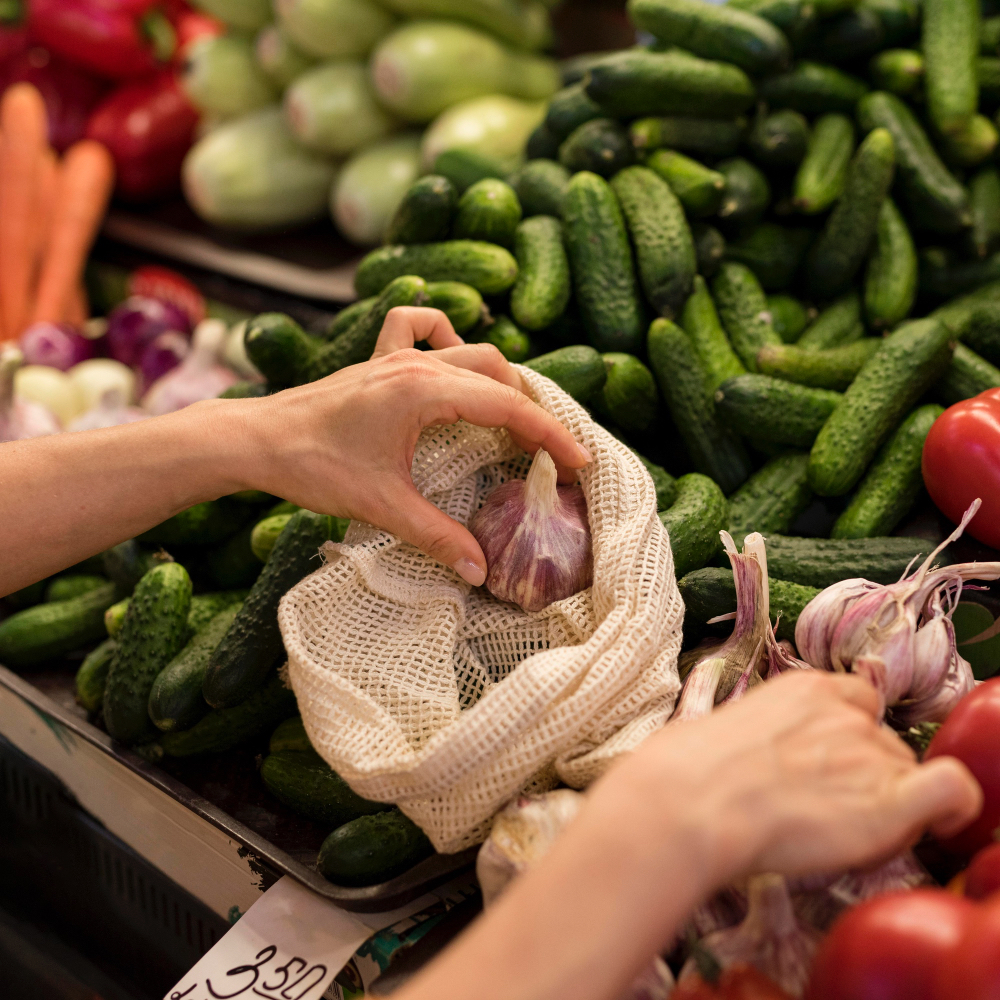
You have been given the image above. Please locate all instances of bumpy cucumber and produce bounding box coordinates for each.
[808,318,953,496]
[204,525,261,591]
[242,313,318,388]
[629,116,746,157]
[103,564,192,744]
[45,574,107,603]
[817,6,890,65]
[432,149,506,194]
[611,166,696,321]
[524,345,607,401]
[270,715,312,754]
[937,114,998,167]
[923,0,980,137]
[104,588,247,640]
[865,198,917,329]
[452,179,522,248]
[958,303,1000,364]
[648,319,751,494]
[831,405,943,538]
[562,171,644,353]
[425,281,484,336]
[252,514,294,563]
[659,473,729,578]
[325,298,375,342]
[796,292,864,351]
[756,339,883,391]
[806,127,896,298]
[725,223,811,293]
[681,275,746,392]
[937,343,1000,403]
[717,158,770,225]
[920,246,1000,300]
[543,82,603,143]
[75,638,117,714]
[471,315,533,363]
[870,48,924,97]
[318,811,433,887]
[692,222,727,278]
[748,109,810,167]
[726,452,813,544]
[759,61,869,114]
[984,15,1000,53]
[507,159,570,218]
[385,174,457,245]
[728,0,820,49]
[646,150,725,218]
[140,499,248,547]
[510,216,571,332]
[594,353,659,433]
[793,113,855,214]
[559,118,636,178]
[525,122,561,160]
[711,262,782,373]
[767,295,813,343]
[635,451,679,511]
[969,167,1000,258]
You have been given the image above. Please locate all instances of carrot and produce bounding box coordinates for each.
[32,140,114,327]
[31,147,59,311]
[0,84,48,340]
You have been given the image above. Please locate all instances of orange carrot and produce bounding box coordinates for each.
[31,147,59,311]
[32,140,114,327]
[0,84,48,340]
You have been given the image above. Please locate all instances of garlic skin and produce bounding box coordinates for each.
[68,388,148,432]
[0,347,61,441]
[623,957,674,1000]
[794,578,880,673]
[470,448,592,613]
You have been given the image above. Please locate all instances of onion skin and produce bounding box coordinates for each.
[106,296,191,368]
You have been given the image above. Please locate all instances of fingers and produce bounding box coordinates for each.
[429,343,525,393]
[371,307,464,357]
[901,756,984,841]
[825,672,882,718]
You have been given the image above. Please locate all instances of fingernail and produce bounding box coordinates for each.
[454,558,486,587]
[578,443,593,464]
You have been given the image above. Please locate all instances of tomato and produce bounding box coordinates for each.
[674,965,793,999]
[964,842,1000,901]
[925,679,1000,856]
[922,388,1000,550]
[127,266,205,326]
[936,894,1000,998]
[804,890,973,1000]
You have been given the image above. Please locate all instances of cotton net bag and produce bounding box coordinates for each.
[278,366,685,853]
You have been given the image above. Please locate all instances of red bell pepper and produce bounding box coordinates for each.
[922,387,1000,550]
[85,70,197,200]
[28,0,177,80]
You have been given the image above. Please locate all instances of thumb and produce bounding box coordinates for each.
[896,756,983,842]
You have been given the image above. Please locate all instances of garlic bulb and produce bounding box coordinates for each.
[469,448,592,613]
[0,347,61,441]
[68,388,148,432]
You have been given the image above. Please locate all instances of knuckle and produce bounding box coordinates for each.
[473,342,506,367]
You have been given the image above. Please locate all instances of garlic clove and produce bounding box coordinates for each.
[794,578,880,672]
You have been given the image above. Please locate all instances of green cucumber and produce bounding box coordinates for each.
[260,749,389,826]
[864,197,917,329]
[793,113,855,215]
[385,175,457,245]
[727,0,819,51]
[525,121,561,161]
[219,382,268,400]
[817,6,889,64]
[104,598,129,638]
[937,343,1000,404]
[635,451,679,511]
[747,109,810,167]
[452,179,522,248]
[75,638,117,714]
[160,671,297,757]
[354,241,518,299]
[970,167,1000,258]
[4,580,46,610]
[270,715,311,754]
[717,158,770,226]
[805,127,896,298]
[714,374,843,450]
[325,298,375,341]
[983,15,1000,53]
[251,514,294,563]
[645,150,725,218]
[103,564,192,744]
[868,0,921,47]
[767,295,812,343]
[831,405,943,538]
[425,281,485,335]
[726,452,813,543]
[241,313,320,388]
[692,222,727,278]
[725,223,811,292]
[648,318,752,494]
[611,165,696,321]
[562,171,644,353]
[937,114,999,167]
[148,604,242,733]
[203,509,339,709]
[923,0,980,137]
[870,48,924,97]
[507,159,570,218]
[979,55,1000,102]
[204,526,260,591]
[510,216,571,332]
[432,149,506,194]
[659,473,729,578]
[594,353,659,433]
[796,292,864,351]
[756,339,883,391]
[45,575,108,603]
[543,82,603,143]
[523,345,607,401]
[808,318,953,496]
[759,61,869,114]
[105,589,247,640]
[140,499,248,547]
[629,0,791,74]
[558,118,636,178]
[711,262,782,373]
[920,246,1000,300]
[681,275,746,392]
[959,304,1000,364]
[629,115,746,157]
[0,582,118,668]
[318,811,433,887]
[857,91,971,233]
[470,315,533,363]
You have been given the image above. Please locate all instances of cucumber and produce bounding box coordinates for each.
[452,178,522,248]
[959,304,1000,365]
[678,566,818,643]
[470,315,534,363]
[793,113,855,214]
[525,122,561,161]
[921,245,1000,301]
[727,0,819,51]
[648,319,752,494]
[140,499,248,547]
[241,313,318,388]
[161,672,297,757]
[758,61,869,114]
[103,564,192,744]
[385,175,457,245]
[725,223,811,293]
[808,318,953,496]
[148,604,242,733]
[425,281,485,335]
[558,118,635,178]
[645,150,725,218]
[805,127,896,298]
[969,167,1000,258]
[543,82,603,143]
[270,715,312,754]
[796,292,864,351]
[354,241,518,298]
[75,638,117,714]
[4,580,46,610]
[692,222,727,278]
[629,0,791,74]
[202,510,339,709]
[984,15,1000,53]
[747,109,810,167]
[205,525,261,590]
[767,295,812,343]
[260,749,389,826]
[817,6,889,64]
[510,216,571,332]
[726,452,813,543]
[831,405,943,538]
[870,48,924,97]
[868,0,921,47]
[584,48,756,120]
[923,0,980,137]
[523,345,607,401]
[318,811,433,887]
[187,591,251,634]
[611,166,696,321]
[219,381,268,400]
[431,149,506,194]
[864,198,917,330]
[562,171,644,353]
[104,597,129,639]
[635,451,679,511]
[507,159,570,218]
[979,55,1000,103]
[711,262,782,373]
[594,353,660,433]
[45,574,108,603]
[660,473,729,578]
[629,115,746,157]
[937,343,1000,404]
[325,299,374,341]
[681,275,746,393]
[937,114,999,168]
[756,339,883,391]
[714,374,843,450]
[857,91,971,233]
[717,158,770,226]
[0,582,118,668]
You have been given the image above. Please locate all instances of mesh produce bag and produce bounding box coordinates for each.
[278,367,684,853]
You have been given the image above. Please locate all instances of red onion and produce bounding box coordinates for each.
[139,330,191,390]
[19,321,95,371]
[106,296,192,367]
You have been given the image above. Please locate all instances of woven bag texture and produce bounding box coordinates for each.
[278,367,684,853]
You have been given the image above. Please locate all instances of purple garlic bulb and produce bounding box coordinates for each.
[469,448,592,613]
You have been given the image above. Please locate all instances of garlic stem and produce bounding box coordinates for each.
[524,447,558,517]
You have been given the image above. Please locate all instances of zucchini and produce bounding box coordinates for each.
[202,509,339,709]
[140,499,249,547]
[756,339,883,391]
[767,295,812,343]
[680,275,746,392]
[969,167,1000,258]
[45,574,108,603]
[793,113,855,215]
[635,451,679,511]
[692,222,727,278]
[75,638,117,714]
[726,452,813,545]
[559,118,636,178]
[711,262,782,373]
[523,345,606,401]
[758,61,869,114]
[470,315,533,363]
[594,353,660,433]
[452,178,522,248]
[270,715,312,754]
[659,473,729,579]
[923,0,980,137]
[103,564,192,744]
[808,318,953,496]
[385,175,457,246]
[318,811,433,887]
[937,343,1000,404]
[831,405,943,538]
[507,159,570,218]
[864,198,917,330]
[870,48,924,97]
[717,158,770,226]
[796,292,864,351]
[725,223,811,293]
[510,216,571,332]
[543,82,603,143]
[425,281,485,335]
[645,150,725,218]
[629,115,746,157]
[747,109,810,167]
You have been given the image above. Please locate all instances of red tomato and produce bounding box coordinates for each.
[127,266,205,326]
[922,388,1000,550]
[925,679,1000,856]
[804,890,973,1000]
[674,965,793,999]
[936,894,1000,998]
[965,842,1000,901]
